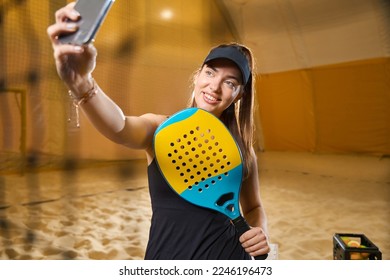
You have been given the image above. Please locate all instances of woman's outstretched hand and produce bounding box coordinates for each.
[47,2,97,93]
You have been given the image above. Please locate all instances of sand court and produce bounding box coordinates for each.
[0,151,389,260]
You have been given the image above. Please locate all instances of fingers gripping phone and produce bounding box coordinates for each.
[59,0,115,45]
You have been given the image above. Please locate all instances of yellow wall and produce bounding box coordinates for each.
[257,57,390,155]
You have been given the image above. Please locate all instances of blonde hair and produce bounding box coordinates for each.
[187,43,256,179]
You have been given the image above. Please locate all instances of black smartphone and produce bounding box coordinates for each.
[59,0,115,45]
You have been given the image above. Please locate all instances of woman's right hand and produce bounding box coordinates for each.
[47,2,97,95]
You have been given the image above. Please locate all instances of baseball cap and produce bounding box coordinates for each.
[203,45,251,86]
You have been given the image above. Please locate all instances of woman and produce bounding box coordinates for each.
[47,2,270,260]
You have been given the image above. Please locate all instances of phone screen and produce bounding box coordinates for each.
[59,0,115,45]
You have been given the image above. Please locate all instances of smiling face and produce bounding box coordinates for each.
[193,58,243,118]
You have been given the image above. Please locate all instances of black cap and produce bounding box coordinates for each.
[203,46,251,85]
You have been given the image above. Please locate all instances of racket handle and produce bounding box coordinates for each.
[232,216,268,260]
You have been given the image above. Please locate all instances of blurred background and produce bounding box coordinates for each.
[0,0,389,260]
[1,0,389,163]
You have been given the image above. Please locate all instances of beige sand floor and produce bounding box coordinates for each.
[0,151,389,260]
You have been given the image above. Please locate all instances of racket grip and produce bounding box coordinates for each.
[232,216,268,260]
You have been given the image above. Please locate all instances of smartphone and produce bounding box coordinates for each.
[59,0,115,45]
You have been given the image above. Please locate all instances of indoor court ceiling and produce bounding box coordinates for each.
[220,0,390,73]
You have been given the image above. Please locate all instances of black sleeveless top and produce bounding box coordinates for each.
[144,159,251,260]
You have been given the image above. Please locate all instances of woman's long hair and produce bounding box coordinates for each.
[187,43,257,179]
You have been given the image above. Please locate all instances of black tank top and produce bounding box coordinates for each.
[144,159,251,260]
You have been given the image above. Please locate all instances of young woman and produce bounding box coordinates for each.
[47,2,270,260]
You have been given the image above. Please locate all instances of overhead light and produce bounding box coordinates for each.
[160,9,174,20]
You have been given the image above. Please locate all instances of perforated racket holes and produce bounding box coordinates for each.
[166,126,230,190]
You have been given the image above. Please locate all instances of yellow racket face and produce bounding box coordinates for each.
[154,108,243,219]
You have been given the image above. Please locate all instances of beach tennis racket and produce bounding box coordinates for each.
[154,108,267,260]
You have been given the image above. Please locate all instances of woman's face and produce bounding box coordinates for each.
[193,58,243,118]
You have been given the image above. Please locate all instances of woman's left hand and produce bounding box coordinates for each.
[239,227,270,257]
